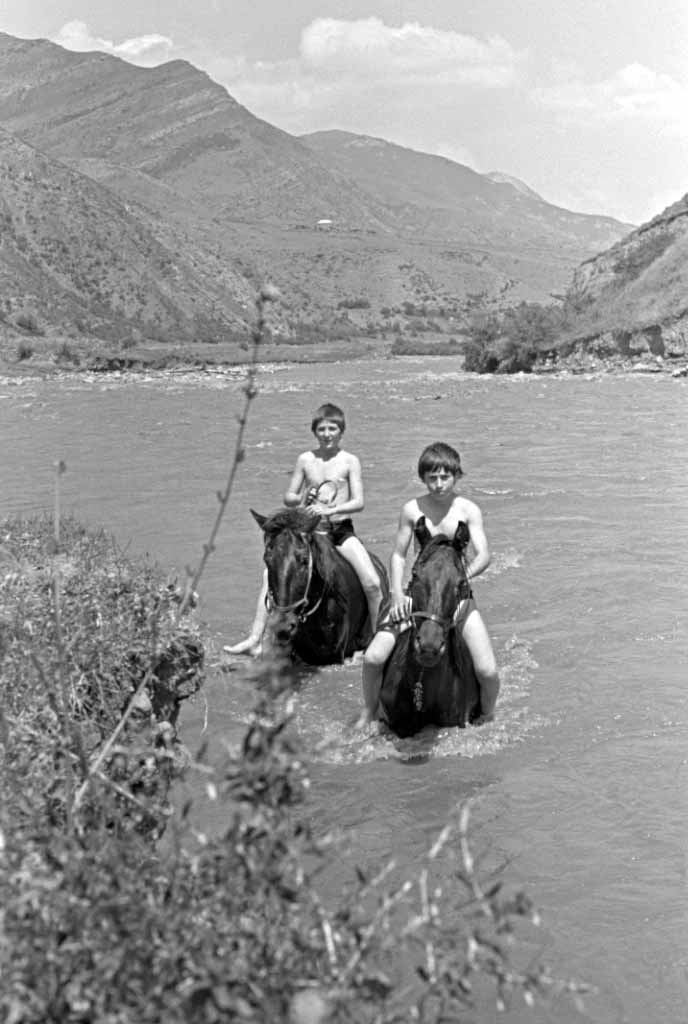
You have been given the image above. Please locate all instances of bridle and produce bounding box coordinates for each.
[266,536,325,621]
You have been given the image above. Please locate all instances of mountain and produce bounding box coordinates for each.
[0,33,393,230]
[485,171,542,201]
[0,31,636,346]
[561,195,688,360]
[300,131,631,255]
[0,127,253,342]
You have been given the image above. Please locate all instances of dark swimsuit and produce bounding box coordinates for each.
[328,518,355,547]
[376,517,473,634]
[305,487,355,547]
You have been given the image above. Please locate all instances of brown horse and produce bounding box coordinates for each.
[251,508,389,666]
[379,517,482,737]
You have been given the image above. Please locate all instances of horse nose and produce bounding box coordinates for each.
[413,618,446,667]
[274,613,297,645]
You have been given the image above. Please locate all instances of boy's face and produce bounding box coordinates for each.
[422,467,457,497]
[313,419,342,449]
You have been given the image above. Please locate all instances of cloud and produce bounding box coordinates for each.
[203,17,523,147]
[53,20,175,67]
[532,63,688,135]
[300,17,521,87]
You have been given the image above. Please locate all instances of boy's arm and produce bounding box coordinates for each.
[464,502,491,580]
[389,503,414,619]
[283,454,308,507]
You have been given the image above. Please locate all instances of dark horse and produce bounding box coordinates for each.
[379,516,482,737]
[251,507,389,666]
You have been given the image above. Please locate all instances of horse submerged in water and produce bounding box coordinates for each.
[378,517,482,737]
[251,507,389,666]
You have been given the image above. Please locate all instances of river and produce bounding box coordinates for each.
[1,357,686,1022]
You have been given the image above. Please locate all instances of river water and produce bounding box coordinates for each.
[1,358,687,1022]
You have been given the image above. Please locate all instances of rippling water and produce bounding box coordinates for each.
[1,359,687,1022]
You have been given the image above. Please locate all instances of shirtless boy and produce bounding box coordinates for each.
[225,403,383,656]
[361,441,500,723]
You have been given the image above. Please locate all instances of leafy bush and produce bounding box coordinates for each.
[0,515,583,1023]
[55,341,81,366]
[15,311,43,335]
[462,304,562,373]
[15,340,34,361]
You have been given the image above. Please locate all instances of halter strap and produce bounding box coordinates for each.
[267,540,326,622]
[410,609,454,636]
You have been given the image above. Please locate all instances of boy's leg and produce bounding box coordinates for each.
[362,630,396,721]
[337,535,383,628]
[459,604,500,722]
[224,567,269,656]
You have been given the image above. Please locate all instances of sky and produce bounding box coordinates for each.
[3,0,688,225]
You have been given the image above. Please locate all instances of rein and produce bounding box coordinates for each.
[267,538,325,620]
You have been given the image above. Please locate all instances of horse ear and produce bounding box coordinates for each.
[250,509,268,530]
[415,515,433,549]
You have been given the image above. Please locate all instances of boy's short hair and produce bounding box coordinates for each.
[417,441,463,479]
[311,403,346,434]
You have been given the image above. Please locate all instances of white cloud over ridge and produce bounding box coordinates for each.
[533,62,688,135]
[300,17,521,87]
[54,20,174,67]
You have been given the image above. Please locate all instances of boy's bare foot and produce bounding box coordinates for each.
[223,637,263,657]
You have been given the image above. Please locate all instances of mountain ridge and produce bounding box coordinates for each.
[0,30,648,350]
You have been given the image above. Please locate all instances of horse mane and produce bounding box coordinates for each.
[262,508,348,611]
[262,507,313,535]
[311,533,350,613]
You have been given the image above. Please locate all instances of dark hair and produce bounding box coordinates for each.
[311,403,346,434]
[417,441,463,479]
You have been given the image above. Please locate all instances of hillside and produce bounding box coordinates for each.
[0,31,635,349]
[0,128,252,344]
[300,131,631,255]
[562,195,688,361]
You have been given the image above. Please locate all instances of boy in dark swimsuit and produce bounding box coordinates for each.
[361,441,500,724]
[225,403,382,656]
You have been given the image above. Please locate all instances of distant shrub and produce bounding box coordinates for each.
[16,341,34,361]
[337,297,371,310]
[463,303,562,373]
[15,311,43,334]
[55,341,81,366]
[391,337,460,356]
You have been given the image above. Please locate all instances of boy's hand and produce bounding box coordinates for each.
[306,502,331,517]
[389,596,412,622]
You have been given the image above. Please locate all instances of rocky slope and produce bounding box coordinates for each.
[562,194,688,362]
[0,128,251,343]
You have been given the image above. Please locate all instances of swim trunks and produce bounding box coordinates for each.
[329,517,355,547]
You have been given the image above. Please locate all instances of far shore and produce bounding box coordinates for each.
[1,331,686,380]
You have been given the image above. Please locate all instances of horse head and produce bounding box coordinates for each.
[408,518,468,668]
[251,508,322,647]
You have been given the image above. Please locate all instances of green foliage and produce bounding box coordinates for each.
[0,514,203,840]
[15,340,33,361]
[390,337,461,356]
[611,231,674,283]
[0,514,582,1023]
[14,311,43,334]
[55,341,81,366]
[463,303,563,373]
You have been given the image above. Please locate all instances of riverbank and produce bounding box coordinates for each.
[1,329,687,380]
